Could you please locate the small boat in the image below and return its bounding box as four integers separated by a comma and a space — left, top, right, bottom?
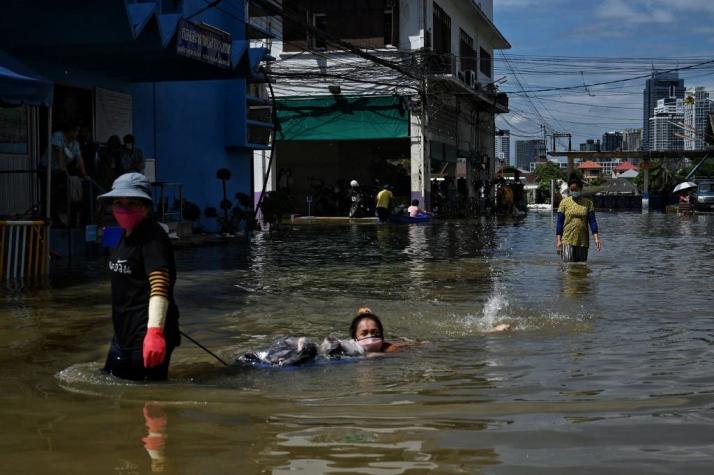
389, 213, 431, 224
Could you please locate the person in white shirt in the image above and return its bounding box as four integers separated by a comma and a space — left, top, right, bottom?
407, 199, 423, 218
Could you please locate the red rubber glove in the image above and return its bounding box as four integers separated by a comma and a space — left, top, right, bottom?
143, 328, 166, 368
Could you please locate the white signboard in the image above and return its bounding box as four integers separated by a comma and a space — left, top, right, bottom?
95, 88, 133, 143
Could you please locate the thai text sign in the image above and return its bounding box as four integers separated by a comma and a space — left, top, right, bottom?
176, 20, 231, 69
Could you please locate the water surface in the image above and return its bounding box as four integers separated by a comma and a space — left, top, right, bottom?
2, 212, 714, 474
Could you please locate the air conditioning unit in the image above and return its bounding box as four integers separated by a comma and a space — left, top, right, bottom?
464, 69, 476, 88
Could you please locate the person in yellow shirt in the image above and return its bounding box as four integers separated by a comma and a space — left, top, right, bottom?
556, 175, 602, 262
375, 184, 393, 222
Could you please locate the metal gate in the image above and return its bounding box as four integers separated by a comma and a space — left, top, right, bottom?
0, 221, 49, 280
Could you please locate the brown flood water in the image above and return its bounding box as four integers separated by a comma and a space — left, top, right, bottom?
1, 212, 714, 474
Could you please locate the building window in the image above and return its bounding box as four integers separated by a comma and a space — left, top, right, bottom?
479, 47, 491, 78
309, 13, 327, 49
459, 29, 475, 74
433, 3, 451, 54
0, 106, 29, 155
432, 2, 452, 74
384, 8, 395, 46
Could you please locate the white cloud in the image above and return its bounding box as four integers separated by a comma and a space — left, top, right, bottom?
597, 0, 674, 25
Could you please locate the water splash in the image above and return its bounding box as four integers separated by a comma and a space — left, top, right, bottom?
465, 291, 511, 333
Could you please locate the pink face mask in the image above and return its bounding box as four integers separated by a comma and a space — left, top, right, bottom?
113, 206, 146, 231
356, 336, 383, 352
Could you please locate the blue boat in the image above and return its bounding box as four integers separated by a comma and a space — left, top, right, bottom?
389, 213, 431, 224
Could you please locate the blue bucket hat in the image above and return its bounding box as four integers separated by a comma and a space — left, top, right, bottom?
97, 172, 153, 203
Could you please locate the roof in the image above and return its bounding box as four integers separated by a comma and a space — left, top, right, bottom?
577, 160, 602, 170
614, 161, 638, 172
617, 169, 639, 179
0, 50, 53, 106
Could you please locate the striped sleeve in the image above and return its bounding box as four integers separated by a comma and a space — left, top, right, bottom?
148, 268, 170, 299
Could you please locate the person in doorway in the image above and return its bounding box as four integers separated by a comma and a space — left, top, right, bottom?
98, 173, 180, 381
120, 134, 146, 174
556, 174, 602, 262
375, 184, 393, 222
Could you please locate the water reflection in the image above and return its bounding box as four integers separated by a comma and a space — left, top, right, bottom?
142, 402, 167, 472
560, 263, 592, 296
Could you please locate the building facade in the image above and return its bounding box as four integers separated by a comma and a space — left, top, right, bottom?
495, 129, 510, 167
683, 87, 711, 151
515, 139, 545, 170
601, 131, 622, 152
649, 98, 684, 152
1, 0, 273, 233
257, 0, 511, 214
622, 128, 643, 151
643, 72, 685, 151
579, 139, 600, 152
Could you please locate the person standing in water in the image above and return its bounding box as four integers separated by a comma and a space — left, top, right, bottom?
98, 173, 180, 380
556, 174, 602, 262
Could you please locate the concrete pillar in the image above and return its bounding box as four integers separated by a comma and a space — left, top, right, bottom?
410, 107, 430, 209
253, 148, 276, 220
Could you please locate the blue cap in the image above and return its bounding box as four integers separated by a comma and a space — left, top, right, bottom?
97, 173, 153, 202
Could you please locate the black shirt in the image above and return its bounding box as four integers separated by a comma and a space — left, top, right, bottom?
109, 219, 180, 351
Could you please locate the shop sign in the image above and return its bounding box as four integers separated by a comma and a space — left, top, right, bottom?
176, 19, 231, 69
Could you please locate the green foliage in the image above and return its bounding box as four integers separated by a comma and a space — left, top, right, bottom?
677, 159, 714, 181
636, 160, 678, 193
533, 162, 566, 191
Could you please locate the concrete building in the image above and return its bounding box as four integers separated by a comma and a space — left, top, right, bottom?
649, 98, 684, 152
515, 139, 545, 170
683, 87, 711, 151
622, 128, 643, 151
260, 0, 511, 214
579, 139, 600, 152
495, 129, 510, 167
643, 72, 685, 151
1, 0, 273, 233
601, 131, 622, 152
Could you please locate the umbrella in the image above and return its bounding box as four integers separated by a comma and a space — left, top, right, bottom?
673, 181, 698, 193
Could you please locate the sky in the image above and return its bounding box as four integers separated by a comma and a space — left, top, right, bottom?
493, 0, 714, 163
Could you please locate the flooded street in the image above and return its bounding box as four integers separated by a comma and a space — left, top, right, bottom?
2, 212, 714, 474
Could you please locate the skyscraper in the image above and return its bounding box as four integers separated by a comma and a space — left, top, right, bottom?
579, 139, 600, 152
622, 128, 643, 151
495, 129, 510, 166
649, 98, 684, 151
683, 87, 711, 151
643, 72, 685, 151
601, 131, 623, 152
515, 139, 545, 170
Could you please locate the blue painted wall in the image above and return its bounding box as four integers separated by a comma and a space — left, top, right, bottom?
132, 79, 252, 231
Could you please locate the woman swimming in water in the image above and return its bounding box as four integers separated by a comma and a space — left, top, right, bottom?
350, 307, 407, 354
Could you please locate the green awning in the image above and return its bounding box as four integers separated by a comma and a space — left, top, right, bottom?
276, 95, 409, 141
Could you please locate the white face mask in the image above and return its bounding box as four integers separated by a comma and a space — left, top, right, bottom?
571, 191, 582, 198
356, 336, 383, 352
125, 143, 134, 150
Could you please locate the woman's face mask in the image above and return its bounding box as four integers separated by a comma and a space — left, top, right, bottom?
112, 205, 146, 231
356, 336, 384, 352
571, 191, 582, 199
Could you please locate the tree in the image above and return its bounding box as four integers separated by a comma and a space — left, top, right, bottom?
533, 161, 566, 192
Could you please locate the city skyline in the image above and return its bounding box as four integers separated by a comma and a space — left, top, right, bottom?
494, 0, 714, 161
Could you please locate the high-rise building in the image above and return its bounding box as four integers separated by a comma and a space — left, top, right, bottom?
579, 139, 600, 152
601, 131, 623, 152
649, 98, 684, 151
515, 139, 545, 170
683, 87, 711, 151
622, 128, 643, 151
495, 129, 511, 166
643, 72, 685, 150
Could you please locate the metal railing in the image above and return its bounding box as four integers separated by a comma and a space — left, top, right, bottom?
0, 221, 49, 280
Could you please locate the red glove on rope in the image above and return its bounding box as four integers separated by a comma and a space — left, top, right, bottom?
143, 328, 166, 368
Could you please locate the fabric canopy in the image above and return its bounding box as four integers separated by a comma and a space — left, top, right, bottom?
276, 95, 409, 141
0, 50, 53, 107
